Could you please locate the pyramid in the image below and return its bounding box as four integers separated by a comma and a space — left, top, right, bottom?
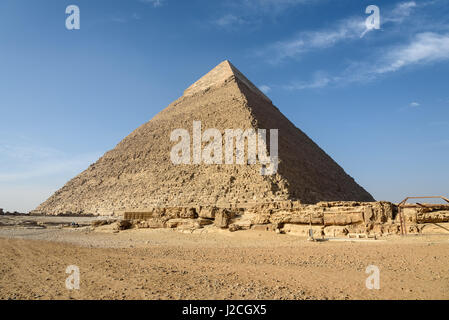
35, 60, 374, 215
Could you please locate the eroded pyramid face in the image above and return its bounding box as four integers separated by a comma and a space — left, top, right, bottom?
35, 60, 374, 215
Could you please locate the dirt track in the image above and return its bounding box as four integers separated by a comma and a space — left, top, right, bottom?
0, 224, 448, 300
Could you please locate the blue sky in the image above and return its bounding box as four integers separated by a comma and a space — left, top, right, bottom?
1, 0, 448, 212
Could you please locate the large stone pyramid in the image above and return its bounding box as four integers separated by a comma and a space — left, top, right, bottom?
35, 60, 374, 215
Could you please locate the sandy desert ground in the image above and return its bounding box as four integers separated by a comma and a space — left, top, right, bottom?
0, 215, 448, 300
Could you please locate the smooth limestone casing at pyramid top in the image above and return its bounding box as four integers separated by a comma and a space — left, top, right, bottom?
34, 60, 374, 215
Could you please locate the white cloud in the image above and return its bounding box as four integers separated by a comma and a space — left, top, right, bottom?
374, 32, 449, 74
410, 101, 420, 107
259, 85, 271, 93
260, 1, 420, 63
284, 32, 449, 90
215, 14, 248, 28
284, 72, 331, 90
385, 1, 417, 23
265, 18, 365, 63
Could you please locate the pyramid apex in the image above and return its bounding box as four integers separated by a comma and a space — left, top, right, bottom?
184, 60, 272, 103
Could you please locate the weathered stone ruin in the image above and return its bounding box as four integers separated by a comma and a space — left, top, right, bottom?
123, 200, 449, 236
31, 60, 449, 236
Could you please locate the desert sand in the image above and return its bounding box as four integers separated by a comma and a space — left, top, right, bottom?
0, 215, 448, 300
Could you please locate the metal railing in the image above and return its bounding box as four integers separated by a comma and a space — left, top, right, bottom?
397, 196, 449, 235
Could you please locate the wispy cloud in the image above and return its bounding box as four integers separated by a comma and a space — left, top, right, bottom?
214, 14, 248, 28
409, 101, 420, 107
259, 85, 271, 93
385, 1, 417, 24
265, 18, 365, 63
284, 71, 331, 90
371, 32, 449, 75
283, 32, 449, 90
259, 1, 419, 63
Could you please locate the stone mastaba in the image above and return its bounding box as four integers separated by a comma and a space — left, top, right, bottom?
35, 60, 374, 215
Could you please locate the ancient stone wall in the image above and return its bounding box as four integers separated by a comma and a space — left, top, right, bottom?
120, 201, 449, 236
